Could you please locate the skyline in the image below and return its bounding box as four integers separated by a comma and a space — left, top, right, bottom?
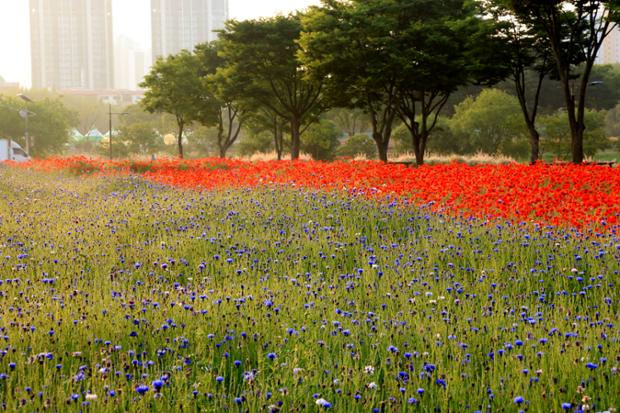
0, 0, 321, 88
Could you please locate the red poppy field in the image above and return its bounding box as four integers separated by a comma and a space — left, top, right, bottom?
15, 157, 620, 230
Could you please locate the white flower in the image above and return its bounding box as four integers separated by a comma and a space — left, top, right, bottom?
364, 365, 375, 374
367, 382, 378, 389
316, 398, 332, 407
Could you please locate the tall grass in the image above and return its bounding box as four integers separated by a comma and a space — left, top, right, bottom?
0, 168, 617, 412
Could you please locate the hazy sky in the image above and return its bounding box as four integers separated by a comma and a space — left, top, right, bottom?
0, 0, 321, 87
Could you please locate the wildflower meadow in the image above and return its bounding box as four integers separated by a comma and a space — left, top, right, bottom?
0, 159, 618, 412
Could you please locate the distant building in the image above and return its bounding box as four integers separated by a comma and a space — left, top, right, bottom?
151, 0, 229, 61
58, 88, 145, 106
29, 0, 114, 90
115, 35, 148, 91
597, 27, 620, 64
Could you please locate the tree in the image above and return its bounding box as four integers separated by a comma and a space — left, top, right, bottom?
243, 108, 289, 160
326, 108, 370, 137
586, 64, 620, 109
483, 0, 556, 163
218, 15, 325, 160
540, 109, 609, 159
301, 0, 400, 162
449, 89, 529, 158
0, 95, 76, 156
140, 50, 203, 158
117, 122, 164, 156
605, 101, 620, 136
0, 96, 23, 140
391, 0, 509, 165
193, 42, 244, 158
504, 0, 620, 163
301, 119, 340, 160
337, 134, 377, 159
301, 0, 507, 164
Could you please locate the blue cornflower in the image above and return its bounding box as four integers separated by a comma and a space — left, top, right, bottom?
585, 362, 598, 370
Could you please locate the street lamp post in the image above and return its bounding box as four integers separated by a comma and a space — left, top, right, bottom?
17, 94, 35, 155
108, 103, 128, 160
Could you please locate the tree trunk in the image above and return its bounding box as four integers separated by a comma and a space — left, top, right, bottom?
290, 116, 301, 160
571, 125, 585, 164
409, 122, 425, 166
412, 134, 425, 166
414, 143, 425, 166
177, 121, 184, 159
528, 126, 540, 164
375, 134, 389, 163
217, 111, 226, 158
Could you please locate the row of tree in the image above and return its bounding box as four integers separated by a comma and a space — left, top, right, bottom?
140, 0, 620, 164
0, 94, 76, 157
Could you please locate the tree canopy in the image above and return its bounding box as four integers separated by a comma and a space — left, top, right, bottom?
301, 0, 509, 164
140, 50, 203, 158
218, 15, 325, 160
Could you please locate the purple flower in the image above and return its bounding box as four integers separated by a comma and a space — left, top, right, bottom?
136, 385, 149, 395
514, 396, 524, 404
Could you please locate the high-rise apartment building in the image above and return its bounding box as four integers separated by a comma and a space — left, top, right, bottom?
115, 35, 148, 90
151, 0, 229, 60
30, 0, 114, 90
597, 27, 620, 65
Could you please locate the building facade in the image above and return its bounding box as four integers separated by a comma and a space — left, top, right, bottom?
151, 0, 228, 61
115, 35, 147, 90
30, 0, 114, 90
597, 27, 620, 65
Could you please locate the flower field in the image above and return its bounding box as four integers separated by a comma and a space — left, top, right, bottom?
0, 160, 618, 412
17, 157, 620, 230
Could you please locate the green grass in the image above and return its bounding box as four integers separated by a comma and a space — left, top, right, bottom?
0, 168, 617, 412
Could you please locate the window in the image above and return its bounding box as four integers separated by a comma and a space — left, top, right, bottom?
13, 148, 28, 157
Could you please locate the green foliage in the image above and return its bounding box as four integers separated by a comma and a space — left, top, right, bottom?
0, 95, 77, 156
300, 120, 340, 161
140, 50, 204, 158
0, 95, 23, 139
300, 0, 401, 161
326, 108, 370, 138
391, 118, 462, 156
586, 64, 620, 110
390, 124, 412, 156
218, 15, 324, 159
502, 0, 620, 163
117, 122, 164, 156
337, 134, 377, 159
540, 109, 609, 159
301, 0, 509, 164
605, 102, 620, 137
449, 89, 529, 158
237, 129, 280, 157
